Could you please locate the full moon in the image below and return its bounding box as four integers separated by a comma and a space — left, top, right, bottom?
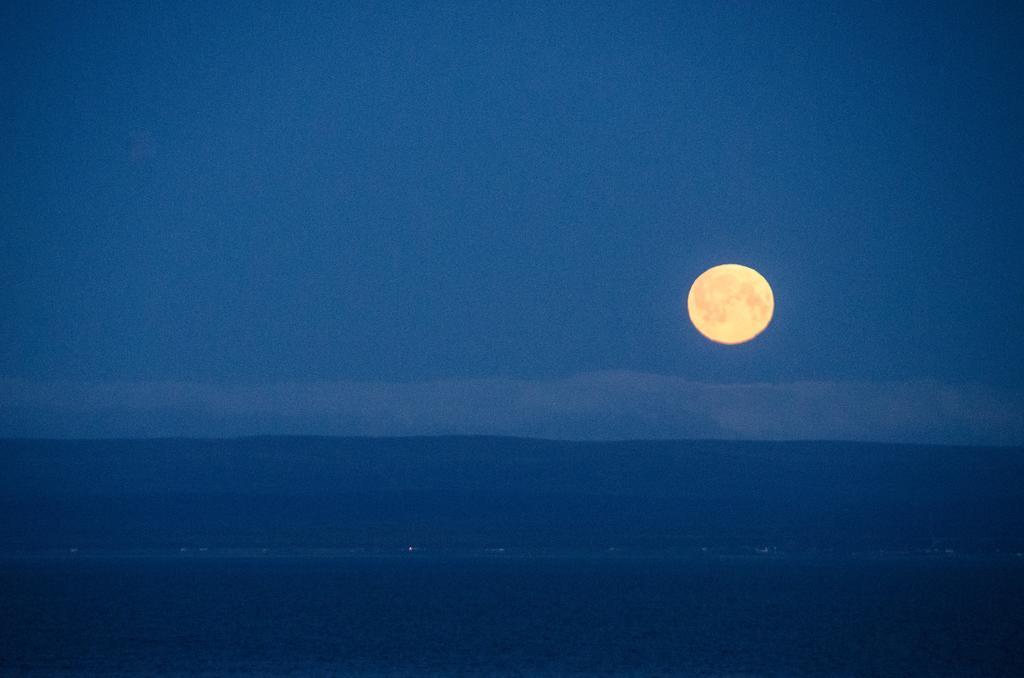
687, 264, 774, 345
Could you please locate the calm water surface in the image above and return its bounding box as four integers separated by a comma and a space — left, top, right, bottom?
1, 554, 1022, 676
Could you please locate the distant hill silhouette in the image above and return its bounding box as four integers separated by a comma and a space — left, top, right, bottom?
1, 436, 1022, 553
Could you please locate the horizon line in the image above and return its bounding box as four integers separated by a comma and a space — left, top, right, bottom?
2, 433, 1019, 450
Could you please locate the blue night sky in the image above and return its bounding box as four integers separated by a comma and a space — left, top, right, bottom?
2, 2, 1023, 443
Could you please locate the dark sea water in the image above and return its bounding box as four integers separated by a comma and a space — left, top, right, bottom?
2, 554, 1023, 676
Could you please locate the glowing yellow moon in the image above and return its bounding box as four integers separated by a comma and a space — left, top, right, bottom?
687, 264, 774, 344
